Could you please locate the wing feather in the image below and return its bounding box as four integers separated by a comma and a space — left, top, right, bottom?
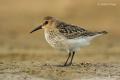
56, 22, 95, 39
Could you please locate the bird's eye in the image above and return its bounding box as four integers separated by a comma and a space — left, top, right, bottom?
45, 21, 48, 25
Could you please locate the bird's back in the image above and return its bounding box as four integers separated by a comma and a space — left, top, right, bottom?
56, 21, 107, 39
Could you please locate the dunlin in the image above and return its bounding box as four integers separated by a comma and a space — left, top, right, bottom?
30, 16, 107, 66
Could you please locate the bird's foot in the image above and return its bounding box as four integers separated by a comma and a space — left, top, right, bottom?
63, 63, 68, 66
68, 62, 73, 66
63, 62, 73, 66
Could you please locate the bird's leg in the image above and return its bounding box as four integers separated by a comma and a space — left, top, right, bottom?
64, 52, 71, 66
69, 51, 75, 65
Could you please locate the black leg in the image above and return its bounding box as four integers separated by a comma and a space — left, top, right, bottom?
69, 51, 75, 65
64, 52, 71, 66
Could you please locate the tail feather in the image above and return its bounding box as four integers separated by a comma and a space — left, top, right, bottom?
86, 31, 108, 41
97, 31, 108, 34
83, 31, 108, 37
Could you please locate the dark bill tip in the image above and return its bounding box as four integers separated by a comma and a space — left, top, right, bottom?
30, 25, 42, 33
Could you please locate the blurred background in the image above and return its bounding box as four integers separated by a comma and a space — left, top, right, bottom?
0, 0, 120, 62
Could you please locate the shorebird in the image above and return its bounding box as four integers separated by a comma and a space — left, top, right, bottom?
30, 16, 107, 66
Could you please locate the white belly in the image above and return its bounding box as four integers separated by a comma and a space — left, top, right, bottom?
66, 35, 100, 51
66, 38, 90, 49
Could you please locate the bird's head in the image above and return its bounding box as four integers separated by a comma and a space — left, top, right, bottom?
30, 16, 56, 33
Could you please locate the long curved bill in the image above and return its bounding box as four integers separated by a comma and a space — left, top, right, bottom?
30, 25, 42, 33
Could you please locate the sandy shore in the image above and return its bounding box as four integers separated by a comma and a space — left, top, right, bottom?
0, 60, 120, 80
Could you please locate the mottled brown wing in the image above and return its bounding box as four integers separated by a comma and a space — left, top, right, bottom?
56, 22, 95, 39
